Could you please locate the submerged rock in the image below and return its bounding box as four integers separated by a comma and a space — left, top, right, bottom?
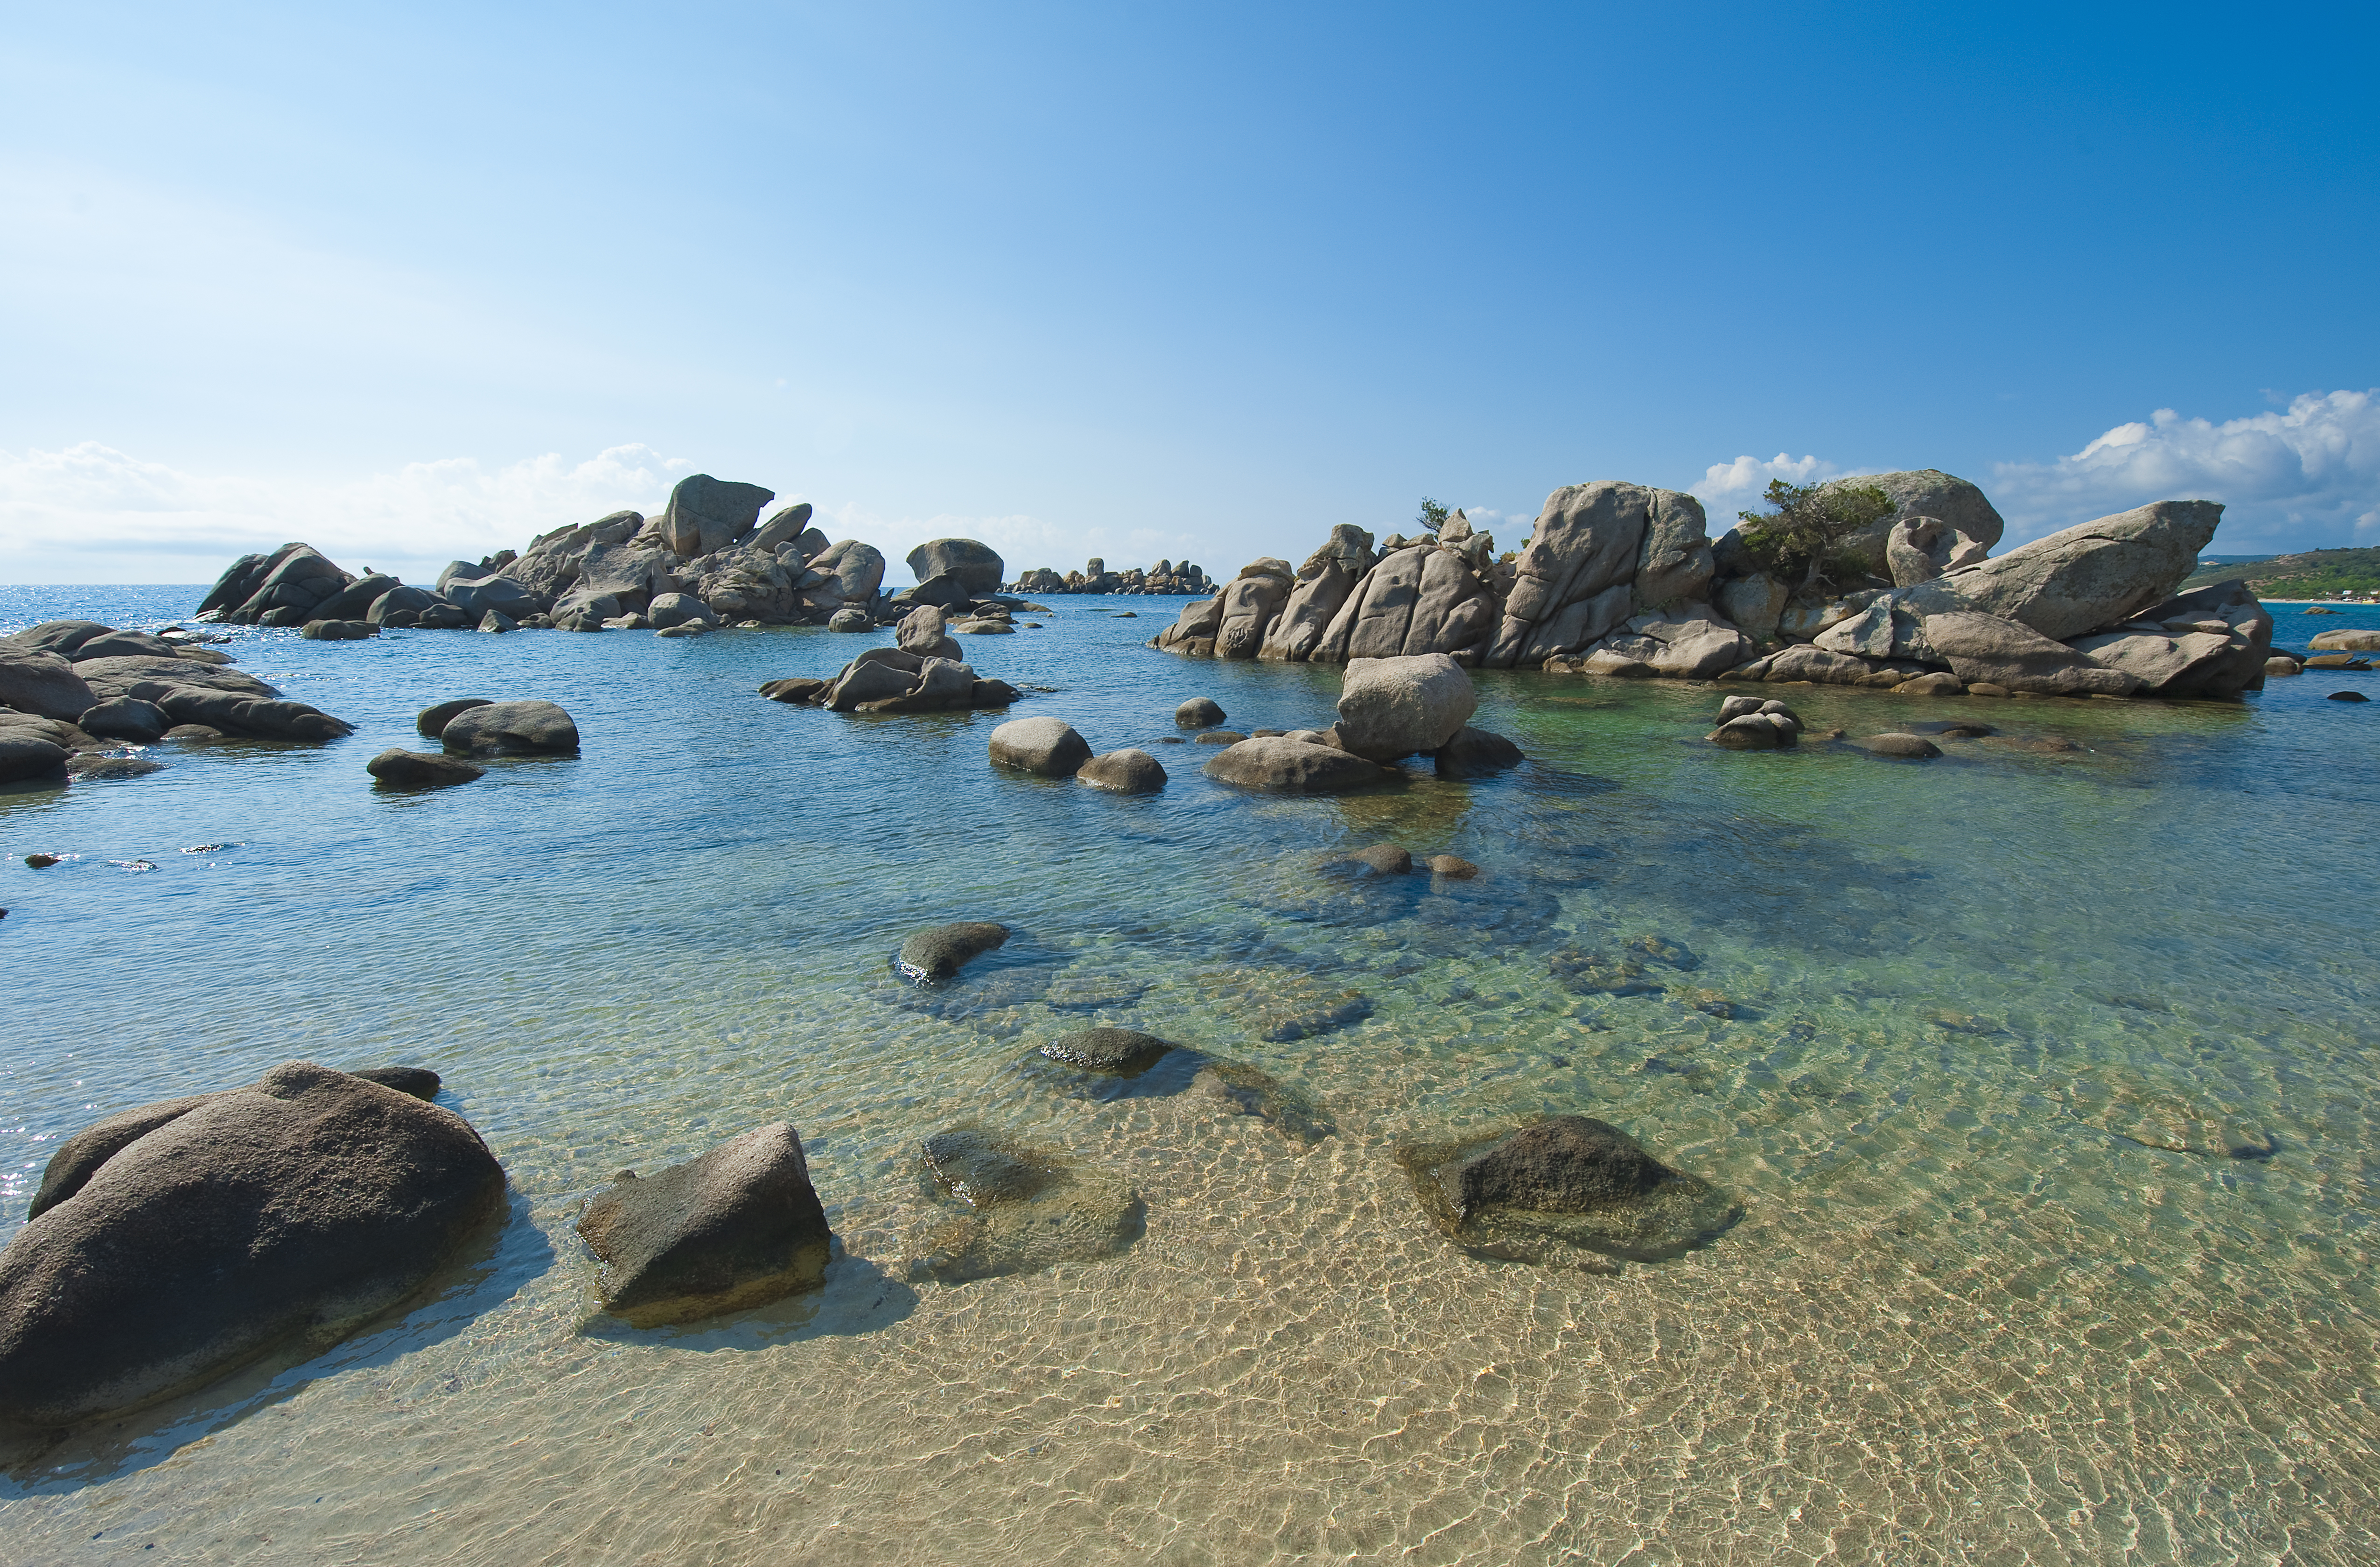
911, 1128, 1143, 1283
576, 1122, 833, 1327
1432, 724, 1523, 778
1398, 1115, 1740, 1266
0, 1063, 504, 1427
1859, 732, 1944, 759
1187, 1061, 1334, 1146
898, 921, 1010, 983
1078, 748, 1167, 793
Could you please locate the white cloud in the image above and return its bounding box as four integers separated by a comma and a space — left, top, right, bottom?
1689, 453, 1853, 515
0, 442, 686, 583
1991, 391, 2380, 549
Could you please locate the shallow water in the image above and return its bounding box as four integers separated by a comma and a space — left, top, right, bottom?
3, 588, 2377, 1565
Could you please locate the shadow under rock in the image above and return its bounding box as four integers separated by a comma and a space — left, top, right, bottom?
0, 1186, 551, 1493
575, 1245, 918, 1350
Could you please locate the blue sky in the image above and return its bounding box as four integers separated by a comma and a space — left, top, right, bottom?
2, 1, 2374, 584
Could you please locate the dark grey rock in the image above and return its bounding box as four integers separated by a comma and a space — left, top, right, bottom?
575, 1122, 832, 1327
1433, 725, 1523, 778
76, 697, 169, 743
1345, 843, 1412, 875
3, 620, 115, 657
898, 922, 1011, 983
439, 700, 579, 756
0, 1062, 504, 1426
367, 749, 486, 789
1175, 697, 1225, 727
1187, 1062, 1334, 1145
1039, 1028, 1173, 1076
1860, 732, 1944, 759
1204, 736, 1386, 794
0, 648, 99, 721
416, 699, 493, 740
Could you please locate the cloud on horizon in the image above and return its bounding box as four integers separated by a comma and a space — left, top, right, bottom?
0, 442, 691, 583
1990, 391, 2380, 549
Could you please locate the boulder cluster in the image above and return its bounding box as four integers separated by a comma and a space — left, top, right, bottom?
194, 474, 899, 635
1154, 475, 2275, 700
0, 620, 353, 784
1008, 557, 1214, 596
761, 607, 1024, 713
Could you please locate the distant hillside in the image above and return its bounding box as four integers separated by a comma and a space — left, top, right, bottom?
2178, 546, 2380, 599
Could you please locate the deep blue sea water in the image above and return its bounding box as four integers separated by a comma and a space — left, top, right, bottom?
3, 586, 2377, 1564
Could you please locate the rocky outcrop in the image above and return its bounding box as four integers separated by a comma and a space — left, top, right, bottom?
0, 733, 70, 784
1812, 469, 2006, 581
1215, 558, 1297, 658
1884, 516, 1991, 587
2310, 628, 2380, 653
0, 648, 98, 721
906, 539, 1006, 599
1487, 483, 1702, 667
1900, 500, 2221, 641
439, 700, 580, 755
1923, 613, 2139, 696
896, 605, 963, 660
1334, 654, 1477, 761
2066, 580, 2274, 698
1260, 526, 1377, 661
0, 1062, 504, 1427
1397, 1114, 1738, 1266
575, 1122, 833, 1327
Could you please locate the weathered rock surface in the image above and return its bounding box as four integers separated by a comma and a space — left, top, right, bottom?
1175, 697, 1225, 728
1203, 737, 1385, 794
1260, 526, 1377, 661
896, 604, 963, 660
6, 620, 116, 657
905, 539, 1006, 597
898, 922, 1010, 983
911, 1128, 1143, 1283
988, 716, 1092, 777
0, 1062, 504, 1426
1433, 725, 1523, 778
439, 700, 581, 755
0, 648, 99, 721
1903, 500, 2222, 640
1815, 470, 2006, 581
1187, 1062, 1334, 1144
655, 474, 776, 558
1335, 654, 1477, 761
575, 1123, 832, 1327
0, 734, 70, 784
1078, 748, 1167, 793
2310, 629, 2380, 652
367, 749, 487, 789
1398, 1114, 1738, 1266
75, 697, 169, 743
1213, 558, 1297, 659
1923, 612, 2139, 696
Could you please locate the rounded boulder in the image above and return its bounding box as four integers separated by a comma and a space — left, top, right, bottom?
439, 700, 580, 756
1078, 748, 1167, 793
988, 716, 1092, 777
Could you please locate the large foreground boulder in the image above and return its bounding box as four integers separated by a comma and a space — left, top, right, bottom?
1203, 736, 1386, 793
439, 700, 580, 755
1398, 1114, 1739, 1266
0, 1062, 504, 1427
575, 1123, 833, 1327
1334, 654, 1478, 761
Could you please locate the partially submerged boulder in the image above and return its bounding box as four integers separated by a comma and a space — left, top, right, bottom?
1078, 748, 1167, 793
988, 716, 1092, 777
1433, 725, 1523, 778
1334, 653, 1478, 761
1203, 736, 1386, 793
0, 1062, 504, 1427
898, 921, 1010, 983
1038, 1028, 1174, 1076
416, 697, 493, 739
1398, 1114, 1738, 1266
439, 700, 580, 756
368, 749, 487, 789
1923, 612, 2138, 696
575, 1123, 833, 1327
0, 734, 70, 784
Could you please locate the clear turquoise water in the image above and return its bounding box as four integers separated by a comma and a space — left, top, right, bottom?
2, 587, 2377, 1564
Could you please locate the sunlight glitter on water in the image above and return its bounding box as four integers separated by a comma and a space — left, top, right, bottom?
2, 589, 2376, 1563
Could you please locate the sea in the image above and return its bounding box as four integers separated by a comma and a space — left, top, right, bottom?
3, 584, 2378, 1565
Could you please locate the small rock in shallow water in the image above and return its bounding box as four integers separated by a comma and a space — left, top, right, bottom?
1175, 698, 1225, 728
1038, 1028, 1173, 1076
1426, 854, 1479, 879
898, 921, 1010, 983
1398, 1115, 1740, 1266
441, 700, 578, 755
25, 853, 59, 868
1860, 732, 1943, 758
576, 1122, 833, 1327
987, 716, 1092, 777
1547, 949, 1661, 995
1188, 1061, 1333, 1145
66, 754, 164, 781
1194, 730, 1246, 745
1625, 934, 1699, 969
2330, 690, 2369, 702
1077, 748, 1166, 793
1345, 842, 1412, 875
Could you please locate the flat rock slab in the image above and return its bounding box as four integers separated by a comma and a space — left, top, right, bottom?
576, 1122, 833, 1327
441, 700, 579, 755
1203, 736, 1387, 794
898, 921, 1010, 983
911, 1128, 1143, 1284
0, 1062, 504, 1427
1399, 1115, 1740, 1266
